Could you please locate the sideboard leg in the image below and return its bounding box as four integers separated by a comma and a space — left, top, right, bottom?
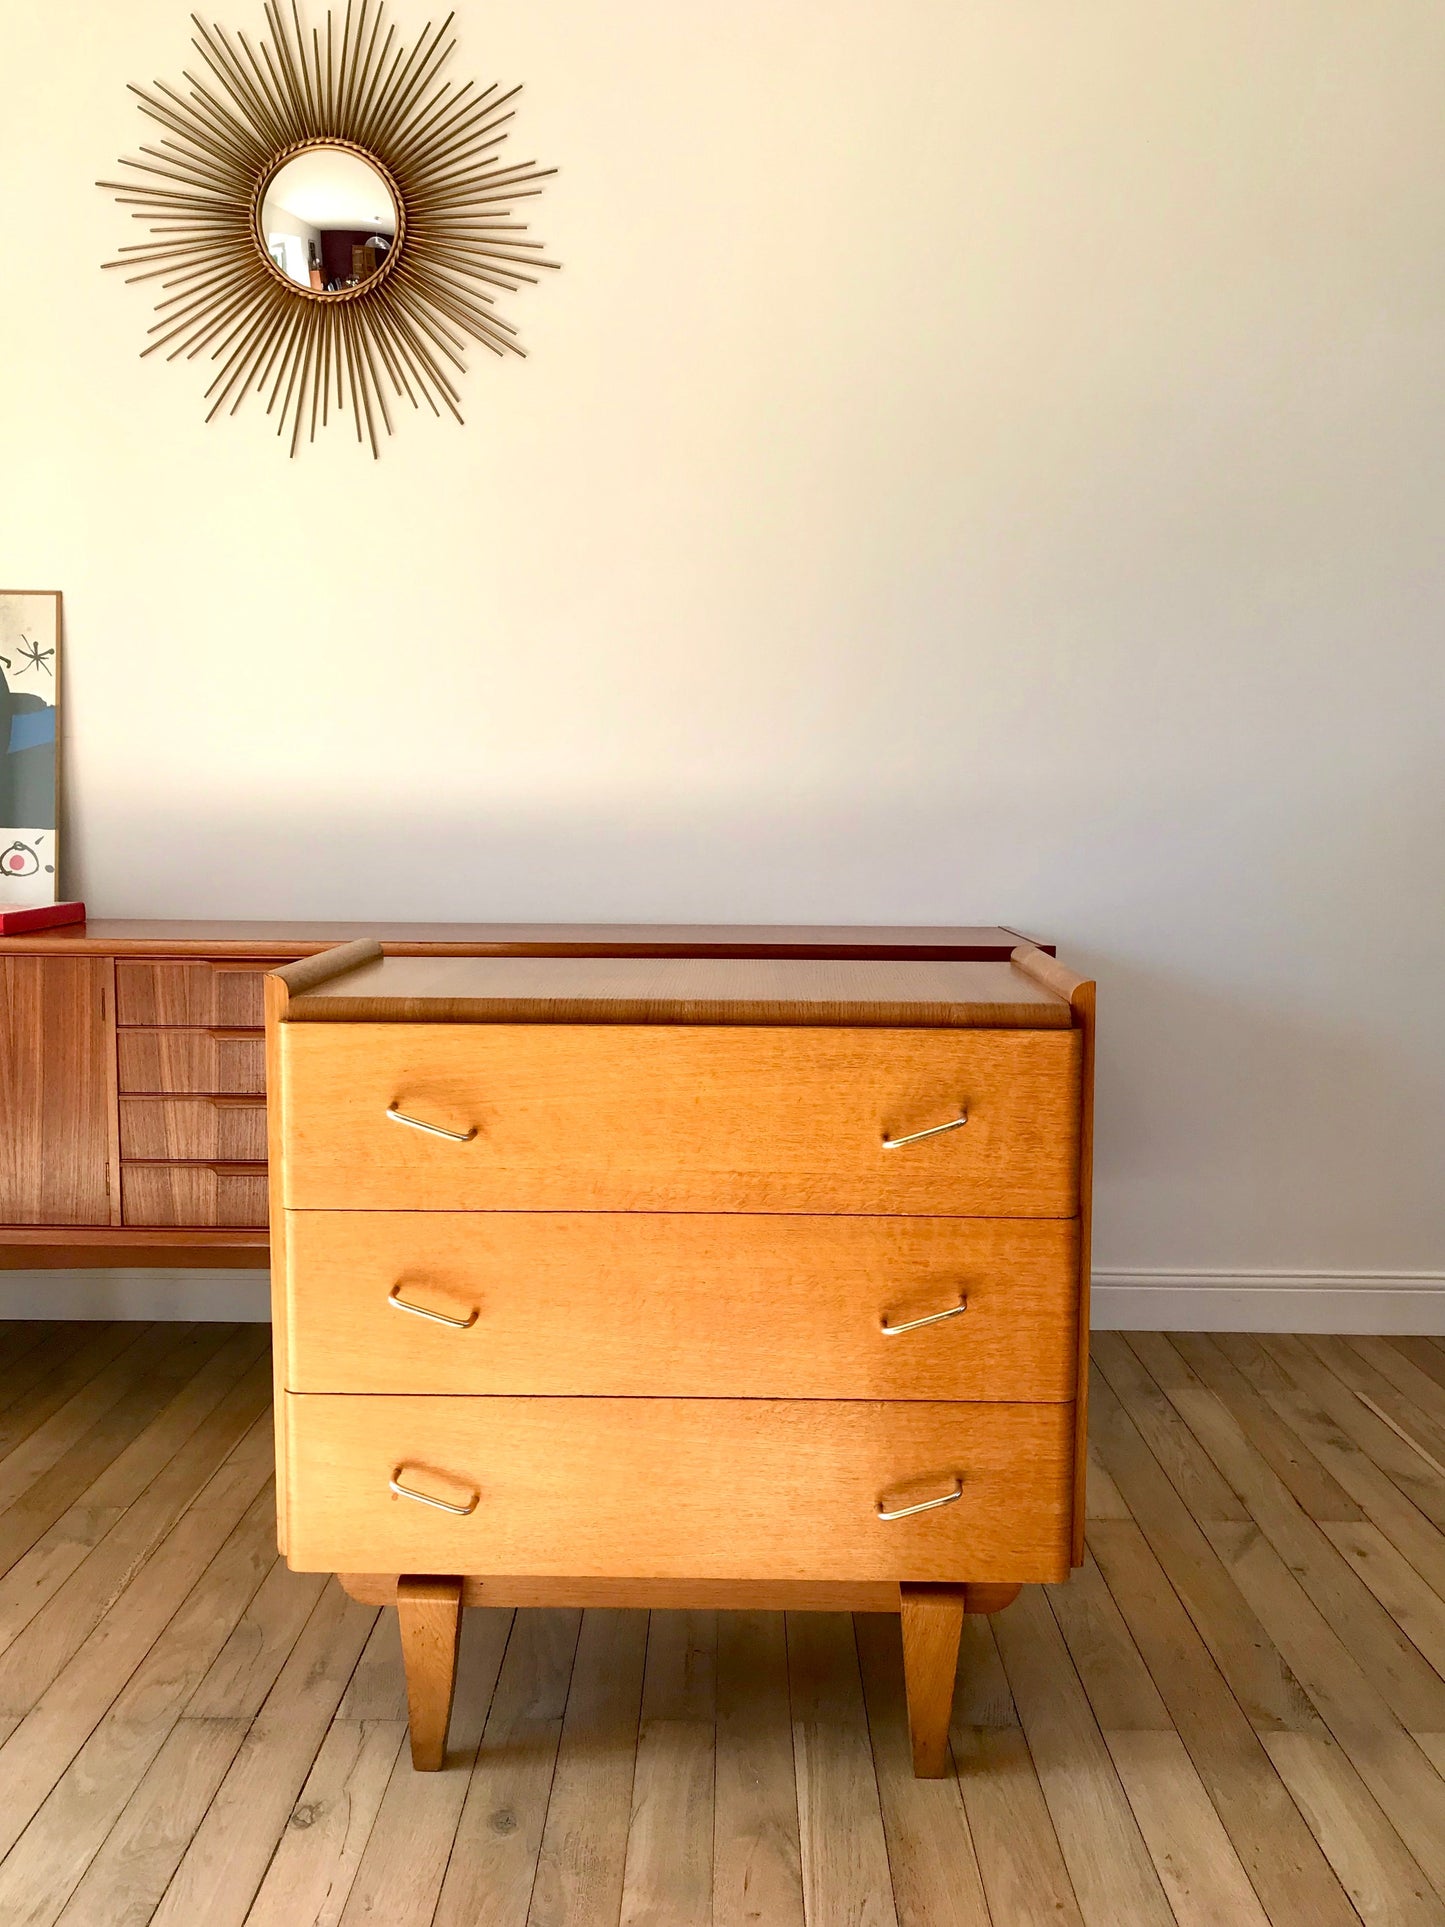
899, 1583, 968, 1778
397, 1575, 463, 1770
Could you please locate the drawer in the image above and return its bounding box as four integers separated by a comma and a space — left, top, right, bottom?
118, 1028, 266, 1096
283, 1394, 1074, 1582
119, 1095, 268, 1162
277, 1024, 1081, 1215
283, 1212, 1079, 1400
121, 1161, 269, 1227
115, 961, 272, 1027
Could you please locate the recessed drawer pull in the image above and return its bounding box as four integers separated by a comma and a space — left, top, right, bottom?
387, 1284, 479, 1330
876, 1478, 964, 1522
386, 1105, 478, 1143
880, 1295, 968, 1337
389, 1469, 480, 1516
881, 1110, 968, 1151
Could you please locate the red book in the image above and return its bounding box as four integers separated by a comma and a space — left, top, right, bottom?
0, 900, 86, 934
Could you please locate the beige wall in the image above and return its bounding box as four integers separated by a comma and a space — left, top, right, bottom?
3, 2, 1443, 1316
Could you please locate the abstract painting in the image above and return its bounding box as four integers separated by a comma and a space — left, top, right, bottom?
0, 591, 61, 910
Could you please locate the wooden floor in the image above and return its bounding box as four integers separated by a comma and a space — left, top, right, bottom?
0, 1326, 1441, 1924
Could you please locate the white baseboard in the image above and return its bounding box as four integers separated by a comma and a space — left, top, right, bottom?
1093, 1270, 1445, 1334
1, 1266, 1442, 1334
0, 1269, 271, 1322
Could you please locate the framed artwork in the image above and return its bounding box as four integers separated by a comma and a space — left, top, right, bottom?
0, 591, 61, 910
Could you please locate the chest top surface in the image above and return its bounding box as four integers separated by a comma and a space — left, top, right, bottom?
274, 950, 1073, 1029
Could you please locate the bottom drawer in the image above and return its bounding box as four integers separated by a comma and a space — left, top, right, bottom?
121, 1162, 269, 1227
283, 1395, 1073, 1583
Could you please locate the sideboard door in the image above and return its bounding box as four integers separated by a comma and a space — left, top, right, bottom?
0, 957, 114, 1225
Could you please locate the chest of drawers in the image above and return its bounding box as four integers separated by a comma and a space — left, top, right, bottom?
267, 939, 1095, 1777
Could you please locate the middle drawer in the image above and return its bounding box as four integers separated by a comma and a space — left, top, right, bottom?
120, 1095, 268, 1161
118, 1028, 266, 1095
283, 1211, 1079, 1399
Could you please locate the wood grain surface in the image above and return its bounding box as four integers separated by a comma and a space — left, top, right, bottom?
277, 1023, 1081, 1216
337, 1575, 904, 1611
1015, 944, 1097, 1566
282, 1395, 1075, 1583
396, 1576, 464, 1771
279, 955, 1072, 1029
0, 957, 114, 1228
117, 1029, 266, 1097
115, 962, 271, 1028
0, 1227, 269, 1268
283, 1210, 1079, 1400
119, 1096, 269, 1163
121, 1163, 269, 1230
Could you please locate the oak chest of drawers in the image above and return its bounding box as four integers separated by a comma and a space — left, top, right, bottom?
267, 939, 1095, 1776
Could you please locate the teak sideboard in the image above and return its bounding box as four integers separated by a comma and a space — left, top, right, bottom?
267, 936, 1093, 1779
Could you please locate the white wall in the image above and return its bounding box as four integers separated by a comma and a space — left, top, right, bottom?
259, 205, 322, 259
3, 1, 1443, 1324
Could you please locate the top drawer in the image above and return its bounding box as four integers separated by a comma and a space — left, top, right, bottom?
277, 1023, 1081, 1215
115, 961, 272, 1028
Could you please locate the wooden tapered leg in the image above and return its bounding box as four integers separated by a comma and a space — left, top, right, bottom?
899, 1583, 967, 1777
899, 1582, 1022, 1777
397, 1575, 463, 1770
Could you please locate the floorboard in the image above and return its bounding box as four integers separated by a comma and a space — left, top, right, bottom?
0, 1323, 1435, 1925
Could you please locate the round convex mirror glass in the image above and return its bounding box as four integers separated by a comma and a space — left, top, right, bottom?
259, 146, 398, 294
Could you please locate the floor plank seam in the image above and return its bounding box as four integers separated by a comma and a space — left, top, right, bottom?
3, 1329, 1445, 1926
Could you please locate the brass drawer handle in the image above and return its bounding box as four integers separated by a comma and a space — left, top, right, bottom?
880, 1295, 968, 1337
386, 1105, 477, 1143
881, 1110, 968, 1151
389, 1469, 479, 1516
387, 1285, 479, 1330
877, 1478, 963, 1522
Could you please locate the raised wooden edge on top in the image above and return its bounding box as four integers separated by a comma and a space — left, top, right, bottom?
1010, 943, 1088, 1003
270, 939, 382, 1008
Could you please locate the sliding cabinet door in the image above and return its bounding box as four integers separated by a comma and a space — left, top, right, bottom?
0, 956, 114, 1224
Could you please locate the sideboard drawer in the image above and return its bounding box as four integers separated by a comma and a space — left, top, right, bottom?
122, 1160, 269, 1227
278, 1024, 1081, 1215
283, 1394, 1074, 1582
283, 1211, 1079, 1400
117, 1028, 266, 1096
119, 1094, 268, 1162
115, 961, 271, 1027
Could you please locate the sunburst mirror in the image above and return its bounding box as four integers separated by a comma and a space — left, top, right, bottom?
100, 2, 559, 456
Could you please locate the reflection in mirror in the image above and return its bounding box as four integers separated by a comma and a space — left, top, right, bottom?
260, 146, 398, 294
